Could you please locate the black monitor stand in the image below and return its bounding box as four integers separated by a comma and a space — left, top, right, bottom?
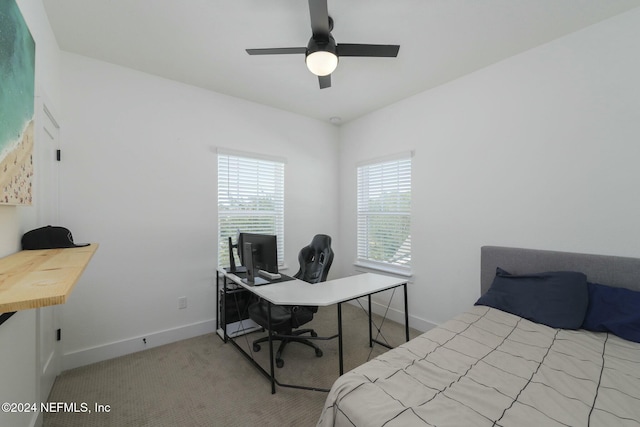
242, 242, 269, 286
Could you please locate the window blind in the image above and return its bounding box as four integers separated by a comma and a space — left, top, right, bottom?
218, 153, 285, 268
357, 155, 411, 273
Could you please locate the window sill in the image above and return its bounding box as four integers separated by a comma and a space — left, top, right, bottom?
353, 261, 413, 278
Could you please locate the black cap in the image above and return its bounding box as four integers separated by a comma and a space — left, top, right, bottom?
21, 226, 90, 250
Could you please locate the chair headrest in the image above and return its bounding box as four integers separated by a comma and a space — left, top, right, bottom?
309, 234, 332, 251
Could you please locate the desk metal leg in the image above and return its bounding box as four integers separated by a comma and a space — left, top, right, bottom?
404, 282, 410, 342
267, 302, 276, 394
368, 282, 410, 349
215, 272, 220, 332
368, 295, 373, 348
217, 271, 229, 343
223, 274, 229, 343
338, 303, 344, 375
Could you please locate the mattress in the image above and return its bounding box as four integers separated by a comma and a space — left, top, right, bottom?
317, 306, 640, 426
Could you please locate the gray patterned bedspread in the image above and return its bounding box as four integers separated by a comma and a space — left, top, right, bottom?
317, 306, 640, 426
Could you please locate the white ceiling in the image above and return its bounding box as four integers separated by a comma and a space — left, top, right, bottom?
43, 0, 640, 124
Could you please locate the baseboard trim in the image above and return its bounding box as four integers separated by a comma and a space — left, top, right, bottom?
62, 319, 216, 371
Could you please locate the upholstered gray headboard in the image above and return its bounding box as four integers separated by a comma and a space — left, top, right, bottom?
481, 246, 640, 295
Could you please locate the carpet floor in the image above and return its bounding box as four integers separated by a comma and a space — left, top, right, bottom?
44, 302, 420, 427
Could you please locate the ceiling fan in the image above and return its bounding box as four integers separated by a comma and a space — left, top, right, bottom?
246, 0, 400, 89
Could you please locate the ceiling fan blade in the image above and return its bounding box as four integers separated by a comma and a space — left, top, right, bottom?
319, 74, 331, 89
337, 44, 400, 57
308, 0, 330, 37
246, 47, 306, 55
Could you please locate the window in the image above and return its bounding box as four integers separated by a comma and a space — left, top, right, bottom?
217, 151, 285, 268
356, 153, 412, 275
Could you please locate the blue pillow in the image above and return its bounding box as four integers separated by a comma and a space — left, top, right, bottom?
476, 268, 588, 329
582, 282, 640, 343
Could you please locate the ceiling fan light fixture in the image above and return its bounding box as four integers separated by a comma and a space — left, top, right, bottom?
245, 4, 400, 89
306, 36, 338, 76
306, 50, 338, 76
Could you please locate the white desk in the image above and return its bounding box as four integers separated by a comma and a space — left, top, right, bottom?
216, 269, 410, 393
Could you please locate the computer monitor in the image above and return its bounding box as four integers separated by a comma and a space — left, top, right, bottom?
237, 233, 279, 274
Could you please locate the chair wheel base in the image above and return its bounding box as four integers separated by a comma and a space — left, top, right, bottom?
315, 348, 323, 357
276, 358, 284, 368
253, 343, 261, 352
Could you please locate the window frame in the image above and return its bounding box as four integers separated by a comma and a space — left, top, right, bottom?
217, 149, 285, 269
355, 152, 413, 277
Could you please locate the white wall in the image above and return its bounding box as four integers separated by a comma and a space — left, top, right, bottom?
0, 1, 62, 426
58, 53, 339, 368
338, 8, 640, 328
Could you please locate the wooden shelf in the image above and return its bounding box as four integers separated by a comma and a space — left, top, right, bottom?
0, 244, 98, 313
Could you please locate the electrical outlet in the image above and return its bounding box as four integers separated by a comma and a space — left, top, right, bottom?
178, 296, 187, 309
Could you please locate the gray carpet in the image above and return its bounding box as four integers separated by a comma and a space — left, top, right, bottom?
45, 302, 420, 427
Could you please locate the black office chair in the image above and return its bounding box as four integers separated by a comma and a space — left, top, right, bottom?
248, 234, 334, 368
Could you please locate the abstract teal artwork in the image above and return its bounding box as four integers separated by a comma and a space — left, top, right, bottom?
0, 0, 35, 205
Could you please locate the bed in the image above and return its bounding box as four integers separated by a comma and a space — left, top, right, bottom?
317, 246, 640, 426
